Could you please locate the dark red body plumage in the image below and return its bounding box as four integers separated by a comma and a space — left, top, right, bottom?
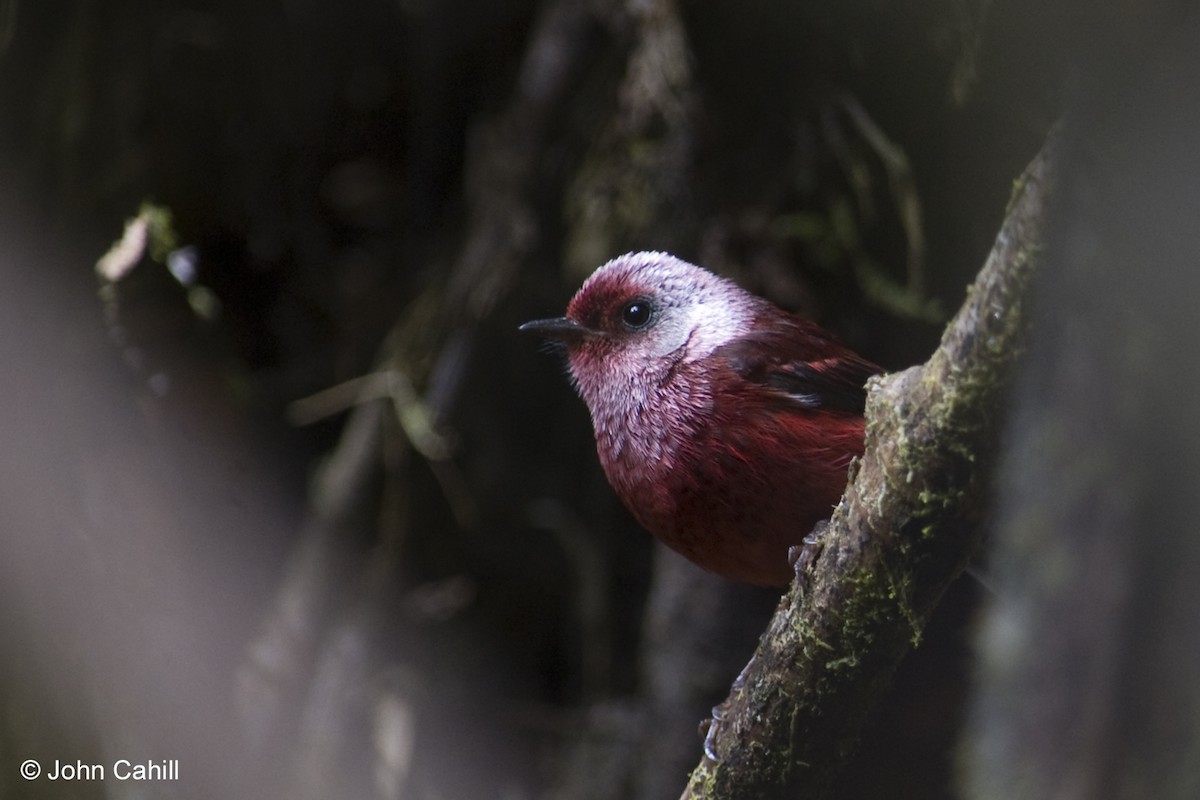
522, 252, 880, 586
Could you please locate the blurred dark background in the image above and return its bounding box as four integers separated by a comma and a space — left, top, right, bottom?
1, 1, 1182, 798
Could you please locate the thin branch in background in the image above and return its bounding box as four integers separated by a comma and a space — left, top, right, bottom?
839, 93, 927, 296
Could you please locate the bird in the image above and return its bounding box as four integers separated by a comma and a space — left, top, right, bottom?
521, 251, 881, 586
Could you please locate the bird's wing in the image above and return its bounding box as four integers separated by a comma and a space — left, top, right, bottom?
715, 320, 881, 415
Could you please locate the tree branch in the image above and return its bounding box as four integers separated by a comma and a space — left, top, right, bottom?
680, 128, 1059, 799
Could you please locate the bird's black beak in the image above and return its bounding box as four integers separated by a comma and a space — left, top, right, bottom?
518, 316, 595, 341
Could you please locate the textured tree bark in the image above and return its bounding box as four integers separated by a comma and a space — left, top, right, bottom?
679, 129, 1058, 799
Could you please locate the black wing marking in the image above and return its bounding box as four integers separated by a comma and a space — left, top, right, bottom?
717, 321, 881, 415
760, 355, 878, 413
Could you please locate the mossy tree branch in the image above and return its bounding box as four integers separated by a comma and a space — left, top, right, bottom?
680, 129, 1059, 800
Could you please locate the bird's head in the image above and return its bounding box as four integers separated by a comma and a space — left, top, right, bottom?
520, 252, 760, 403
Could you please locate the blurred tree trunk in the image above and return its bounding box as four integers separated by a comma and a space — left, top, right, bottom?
962, 9, 1200, 799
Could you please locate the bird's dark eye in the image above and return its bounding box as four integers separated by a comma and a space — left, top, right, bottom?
621, 299, 653, 329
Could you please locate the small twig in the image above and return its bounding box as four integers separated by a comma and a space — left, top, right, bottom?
286, 373, 392, 426
839, 94, 927, 295
286, 369, 454, 464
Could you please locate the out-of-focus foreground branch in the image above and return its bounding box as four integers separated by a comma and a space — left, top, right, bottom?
681, 130, 1058, 799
